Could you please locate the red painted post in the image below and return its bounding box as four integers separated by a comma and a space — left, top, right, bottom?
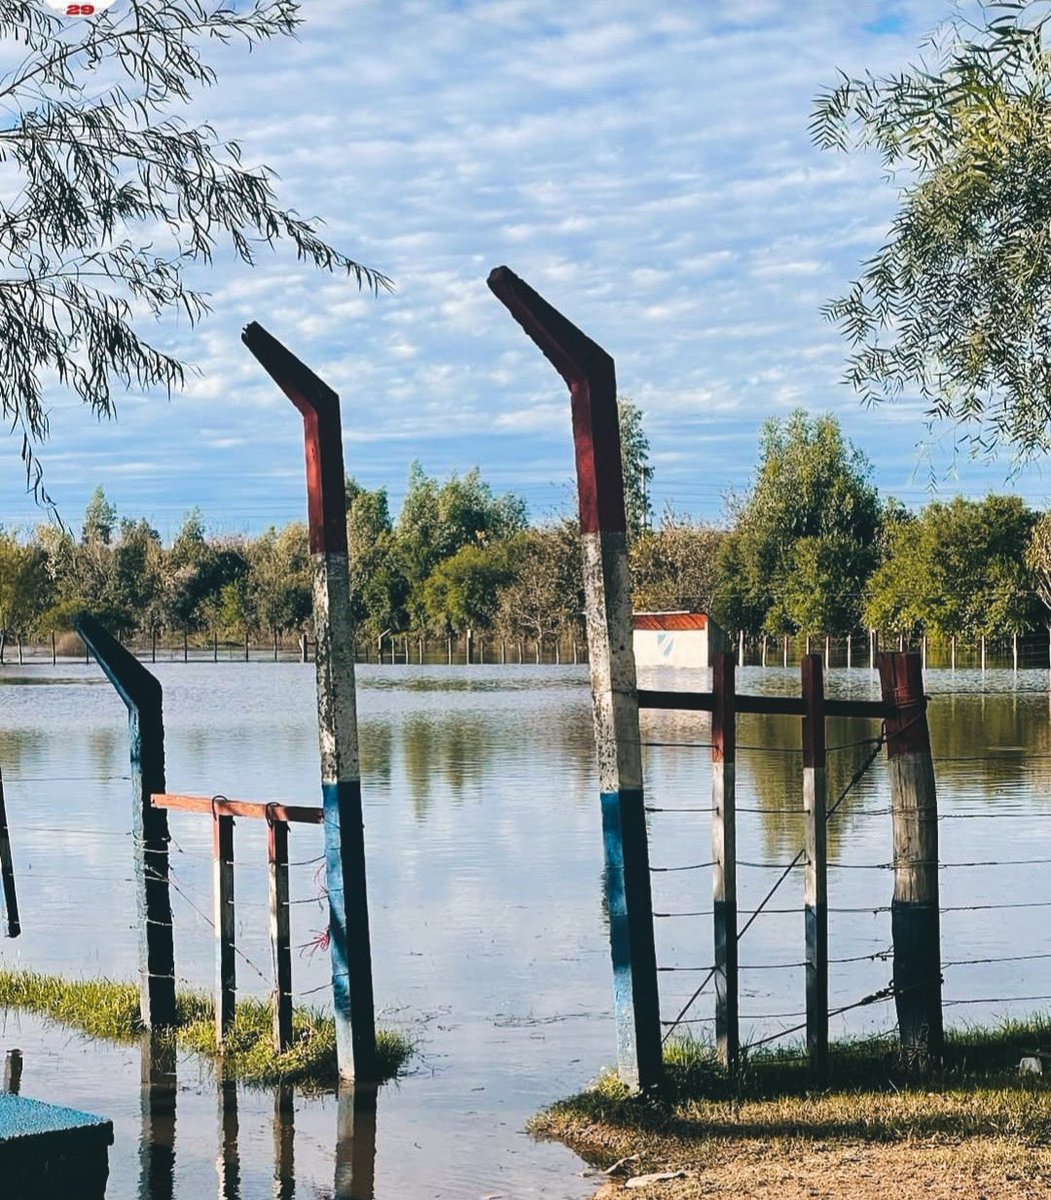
243, 323, 378, 1083
711, 652, 738, 1073
488, 265, 662, 1090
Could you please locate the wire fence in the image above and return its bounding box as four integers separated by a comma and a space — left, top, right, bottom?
643, 707, 1051, 1060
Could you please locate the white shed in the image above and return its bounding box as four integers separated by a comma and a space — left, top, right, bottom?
632, 611, 725, 669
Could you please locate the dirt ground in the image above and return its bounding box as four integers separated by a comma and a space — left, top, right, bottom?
594, 1140, 1051, 1199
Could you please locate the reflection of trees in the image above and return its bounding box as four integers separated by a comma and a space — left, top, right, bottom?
738, 711, 884, 863
359, 721, 392, 790
398, 695, 594, 820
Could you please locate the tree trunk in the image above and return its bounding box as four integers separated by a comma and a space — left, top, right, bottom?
183, 631, 188, 663
273, 628, 278, 662
244, 629, 250, 662
16, 633, 22, 666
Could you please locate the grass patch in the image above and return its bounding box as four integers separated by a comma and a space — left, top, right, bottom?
0, 968, 413, 1088
531, 1025, 1051, 1196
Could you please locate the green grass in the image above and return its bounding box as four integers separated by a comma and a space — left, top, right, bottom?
530, 1023, 1051, 1170
0, 968, 414, 1088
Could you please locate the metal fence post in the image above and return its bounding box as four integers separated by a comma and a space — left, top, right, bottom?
488, 265, 662, 1090
801, 653, 828, 1079
711, 652, 738, 1074
242, 323, 378, 1082
74, 613, 176, 1027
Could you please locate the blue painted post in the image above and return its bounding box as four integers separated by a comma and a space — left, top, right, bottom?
74, 613, 176, 1028
242, 323, 378, 1082
334, 1086, 377, 1200
487, 266, 663, 1090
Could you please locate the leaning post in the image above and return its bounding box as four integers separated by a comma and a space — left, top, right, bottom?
487, 265, 662, 1090
877, 652, 943, 1068
74, 613, 176, 1027
801, 654, 828, 1079
242, 323, 378, 1082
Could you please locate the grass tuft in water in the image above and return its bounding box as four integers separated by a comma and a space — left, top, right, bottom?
0, 968, 413, 1088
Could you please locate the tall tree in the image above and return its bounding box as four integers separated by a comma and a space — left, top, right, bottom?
865, 495, 1040, 641
713, 410, 881, 635
396, 463, 526, 625
1, 2, 387, 503
630, 514, 724, 614
618, 398, 653, 540
812, 4, 1051, 458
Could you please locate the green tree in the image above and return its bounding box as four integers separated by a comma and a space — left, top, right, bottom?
2, 2, 387, 503
395, 463, 526, 622
81, 486, 117, 546
111, 517, 164, 638
712, 411, 881, 635
812, 4, 1051, 458
630, 514, 724, 614
495, 522, 583, 655
248, 524, 311, 645
346, 478, 409, 639
618, 398, 653, 540
421, 543, 515, 636
1026, 511, 1051, 624
0, 534, 50, 662
864, 495, 1040, 640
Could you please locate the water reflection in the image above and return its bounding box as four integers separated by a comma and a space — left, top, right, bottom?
3, 1046, 21, 1093
139, 1034, 176, 1200
273, 1085, 294, 1200
333, 1086, 377, 1200
217, 1075, 239, 1200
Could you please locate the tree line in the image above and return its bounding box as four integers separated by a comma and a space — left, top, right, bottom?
4, 407, 1051, 661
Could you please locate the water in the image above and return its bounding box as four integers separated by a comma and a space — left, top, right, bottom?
1, 661, 1051, 1198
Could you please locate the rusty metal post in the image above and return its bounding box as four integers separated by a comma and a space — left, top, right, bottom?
488, 266, 662, 1090
74, 613, 176, 1027
242, 323, 378, 1082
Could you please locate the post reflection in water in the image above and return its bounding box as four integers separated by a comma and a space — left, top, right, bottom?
274, 1084, 295, 1200
139, 1033, 176, 1200
334, 1084, 377, 1200
218, 1073, 240, 1200
3, 1047, 22, 1094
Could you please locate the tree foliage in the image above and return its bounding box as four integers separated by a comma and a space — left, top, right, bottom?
618, 398, 653, 540
865, 494, 1039, 638
1, 1, 387, 503
713, 411, 881, 635
812, 3, 1051, 458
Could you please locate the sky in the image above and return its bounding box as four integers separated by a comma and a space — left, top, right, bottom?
4, 0, 1051, 540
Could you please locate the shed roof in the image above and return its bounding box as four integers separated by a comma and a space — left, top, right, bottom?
633, 612, 709, 631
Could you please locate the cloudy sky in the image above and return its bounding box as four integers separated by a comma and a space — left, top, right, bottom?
4, 0, 1050, 539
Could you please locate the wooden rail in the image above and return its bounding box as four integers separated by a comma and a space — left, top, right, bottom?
151, 791, 321, 1052
151, 794, 322, 824
639, 690, 894, 721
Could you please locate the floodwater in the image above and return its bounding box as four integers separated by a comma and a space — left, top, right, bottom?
1, 660, 1050, 1198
